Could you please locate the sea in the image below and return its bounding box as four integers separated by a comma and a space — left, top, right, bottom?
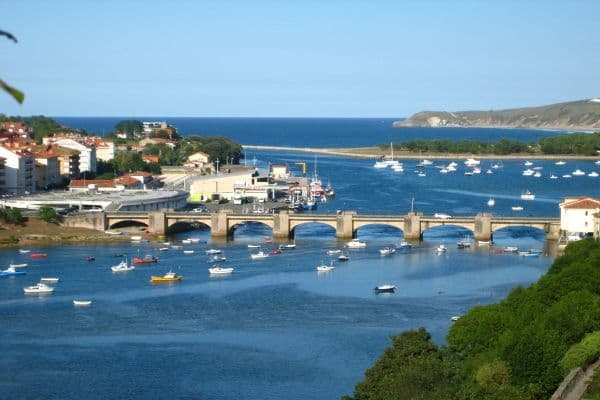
1, 118, 599, 399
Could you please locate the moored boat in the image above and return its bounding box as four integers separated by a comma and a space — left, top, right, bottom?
337, 254, 349, 262
316, 262, 335, 272
150, 271, 182, 283
30, 253, 48, 259
132, 255, 158, 264
503, 246, 519, 253
269, 249, 282, 255
398, 240, 412, 250
346, 238, 366, 248
23, 282, 54, 294
379, 246, 396, 256
73, 300, 92, 307
374, 284, 396, 294
9, 263, 28, 268
85, 256, 95, 262
0, 266, 26, 276
18, 249, 31, 254
183, 250, 194, 254
520, 190, 535, 200
511, 206, 524, 211
487, 198, 495, 207
111, 259, 135, 272
205, 249, 222, 255
436, 244, 447, 254
208, 265, 234, 275
40, 277, 59, 283
250, 251, 269, 260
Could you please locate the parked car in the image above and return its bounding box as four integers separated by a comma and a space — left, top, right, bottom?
434, 213, 452, 219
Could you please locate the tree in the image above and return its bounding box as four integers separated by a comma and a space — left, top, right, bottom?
4, 208, 24, 225
37, 207, 58, 223
115, 120, 143, 135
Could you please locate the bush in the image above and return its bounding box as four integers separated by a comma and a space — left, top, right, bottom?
37, 207, 58, 223
560, 331, 600, 374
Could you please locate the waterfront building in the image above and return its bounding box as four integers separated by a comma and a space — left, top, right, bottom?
271, 164, 290, 180
559, 196, 600, 237
187, 168, 275, 202
142, 121, 176, 138
0, 145, 35, 194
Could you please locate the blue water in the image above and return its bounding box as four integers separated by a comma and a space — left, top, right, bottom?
54, 117, 563, 147
3, 120, 600, 399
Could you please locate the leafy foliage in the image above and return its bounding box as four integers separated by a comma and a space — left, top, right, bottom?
560, 331, 600, 374
115, 120, 143, 135
0, 208, 24, 225
37, 207, 58, 223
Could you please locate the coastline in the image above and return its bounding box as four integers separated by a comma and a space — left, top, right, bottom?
242, 145, 600, 160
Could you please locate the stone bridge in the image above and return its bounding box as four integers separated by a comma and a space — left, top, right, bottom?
62, 210, 561, 241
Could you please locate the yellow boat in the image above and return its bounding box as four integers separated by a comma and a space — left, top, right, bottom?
150, 271, 182, 283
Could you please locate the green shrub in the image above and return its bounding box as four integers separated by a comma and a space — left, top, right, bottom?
560, 331, 600, 374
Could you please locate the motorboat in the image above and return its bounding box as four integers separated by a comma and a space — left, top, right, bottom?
596, 160, 600, 165
472, 167, 482, 174
316, 263, 335, 272
208, 265, 234, 275
269, 249, 282, 255
181, 239, 192, 244
111, 259, 135, 273
555, 161, 566, 165
183, 250, 195, 254
133, 255, 158, 264
572, 169, 586, 176
519, 251, 540, 257
486, 169, 493, 174
374, 284, 396, 294
457, 238, 473, 249
9, 263, 28, 268
208, 255, 227, 262
464, 171, 474, 176
439, 168, 449, 174
562, 174, 572, 178
278, 243, 297, 250
205, 249, 222, 255
337, 254, 349, 262
161, 242, 171, 246
130, 235, 142, 241
434, 213, 451, 219
520, 190, 535, 200
511, 206, 524, 211
150, 271, 182, 283
73, 300, 92, 307
40, 277, 59, 283
250, 251, 269, 260
451, 316, 461, 322
522, 169, 535, 176
171, 245, 183, 249
464, 158, 480, 167
524, 161, 533, 166
487, 198, 495, 207
533, 166, 543, 170
158, 247, 169, 251
0, 266, 26, 276
346, 239, 366, 248
30, 253, 48, 259
18, 249, 31, 254
85, 256, 95, 262
188, 238, 202, 244
477, 240, 492, 245
533, 172, 542, 178
503, 246, 518, 253
550, 174, 558, 179
379, 246, 396, 256
326, 249, 342, 255
373, 160, 389, 169
436, 244, 447, 254
588, 171, 599, 177
24, 283, 54, 294
422, 159, 433, 166
398, 240, 412, 250
247, 244, 261, 248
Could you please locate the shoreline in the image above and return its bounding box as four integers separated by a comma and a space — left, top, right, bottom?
242, 145, 600, 160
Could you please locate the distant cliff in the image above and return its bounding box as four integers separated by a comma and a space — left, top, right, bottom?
394, 99, 600, 130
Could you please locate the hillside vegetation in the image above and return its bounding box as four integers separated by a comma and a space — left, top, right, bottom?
344, 239, 600, 400
395, 99, 600, 130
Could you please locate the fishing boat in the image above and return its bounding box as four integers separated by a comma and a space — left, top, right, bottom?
132, 255, 158, 264
183, 250, 194, 254
374, 284, 396, 294
150, 271, 182, 283
23, 282, 55, 294
487, 198, 495, 207
520, 190, 535, 200
73, 300, 92, 307
85, 256, 95, 262
9, 263, 28, 268
0, 266, 26, 276
436, 244, 447, 254
250, 251, 269, 260
18, 249, 31, 254
205, 249, 222, 255
30, 253, 48, 259
379, 246, 396, 256
503, 246, 519, 253
208, 265, 234, 275
338, 254, 349, 262
40, 277, 59, 283
111, 259, 135, 272
346, 238, 366, 248
326, 249, 342, 255
511, 206, 524, 211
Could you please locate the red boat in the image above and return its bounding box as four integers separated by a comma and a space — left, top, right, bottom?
30, 253, 48, 259
269, 249, 282, 255
133, 255, 158, 264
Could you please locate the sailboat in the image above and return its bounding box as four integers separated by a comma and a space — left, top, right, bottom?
487, 198, 495, 207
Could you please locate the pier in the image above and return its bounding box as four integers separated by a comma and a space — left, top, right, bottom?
62, 210, 561, 241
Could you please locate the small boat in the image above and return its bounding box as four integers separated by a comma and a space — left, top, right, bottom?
522, 169, 534, 176
326, 249, 342, 255
104, 230, 122, 235
188, 238, 202, 244
417, 172, 426, 177
40, 277, 59, 283
247, 244, 261, 248
528, 248, 543, 254
337, 254, 349, 262
85, 256, 95, 262
520, 190, 535, 200
533, 172, 542, 178
346, 239, 366, 248
130, 235, 142, 241
511, 206, 524, 211
132, 255, 158, 264
183, 250, 194, 254
209, 255, 227, 262
457, 238, 473, 249
374, 284, 396, 294
487, 198, 495, 207
263, 237, 273, 243
555, 161, 566, 165
316, 263, 335, 272
30, 253, 48, 259
278, 243, 297, 250
436, 244, 447, 254
477, 240, 492, 245
205, 249, 222, 255
158, 247, 169, 251
398, 240, 412, 250
112, 254, 125, 258
171, 245, 183, 249
451, 316, 460, 322
0, 266, 26, 276
181, 239, 192, 244
503, 246, 518, 253
161, 242, 171, 246
9, 263, 28, 268
18, 249, 31, 254
73, 300, 92, 307
524, 160, 533, 166
379, 246, 396, 256
150, 271, 182, 283
596, 160, 600, 165
520, 251, 540, 257
562, 174, 572, 178
269, 249, 282, 255
464, 171, 474, 176
550, 174, 558, 179
572, 169, 586, 176
24, 283, 54, 294
111, 259, 135, 273
208, 265, 234, 275
250, 251, 269, 260
486, 169, 493, 174
588, 171, 599, 177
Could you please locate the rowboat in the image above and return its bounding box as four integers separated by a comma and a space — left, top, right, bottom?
30, 253, 48, 259
73, 300, 92, 307
18, 249, 31, 254
150, 271, 182, 283
9, 263, 28, 268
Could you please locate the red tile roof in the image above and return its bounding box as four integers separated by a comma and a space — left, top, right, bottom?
128, 171, 153, 177
70, 179, 115, 188
561, 197, 600, 209
116, 176, 140, 187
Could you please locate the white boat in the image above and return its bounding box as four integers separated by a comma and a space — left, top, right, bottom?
104, 230, 122, 236
503, 246, 518, 252
457, 238, 473, 248
533, 166, 543, 170
562, 174, 572, 178
18, 249, 31, 254
392, 165, 404, 172
398, 240, 412, 250
533, 172, 542, 178
316, 263, 335, 272
326, 249, 342, 255
464, 158, 480, 167
550, 174, 558, 179
23, 283, 54, 294
208, 266, 234, 275
434, 213, 451, 219
208, 255, 227, 263
596, 160, 600, 165
572, 169, 586, 176
524, 161, 533, 166
9, 263, 28, 268
374, 284, 396, 293
422, 159, 433, 166
379, 247, 396, 256
477, 240, 492, 245
162, 242, 171, 246
487, 198, 495, 207
158, 247, 169, 251
346, 239, 366, 248
279, 243, 297, 250
522, 169, 535, 176
464, 171, 473, 176
472, 167, 481, 174
183, 250, 195, 254
520, 190, 535, 200
40, 277, 59, 283
486, 169, 493, 174
555, 161, 566, 165
111, 259, 135, 273
491, 163, 500, 169
250, 251, 269, 260
451, 316, 460, 322
171, 245, 183, 249
373, 160, 389, 169
588, 171, 599, 177
247, 244, 261, 248
188, 238, 202, 243
181, 239, 192, 244
73, 300, 92, 307
417, 172, 426, 177
439, 168, 449, 174
436, 244, 447, 254
205, 249, 222, 255
512, 206, 524, 211
130, 236, 142, 241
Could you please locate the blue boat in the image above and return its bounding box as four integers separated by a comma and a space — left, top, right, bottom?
0, 267, 26, 276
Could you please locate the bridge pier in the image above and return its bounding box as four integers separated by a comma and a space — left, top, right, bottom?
148, 212, 167, 235
547, 223, 560, 241
211, 210, 230, 238
336, 211, 356, 239
474, 213, 492, 241
273, 210, 291, 239
403, 212, 422, 240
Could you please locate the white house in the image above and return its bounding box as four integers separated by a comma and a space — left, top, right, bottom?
559, 196, 600, 237
0, 145, 36, 194
53, 138, 97, 173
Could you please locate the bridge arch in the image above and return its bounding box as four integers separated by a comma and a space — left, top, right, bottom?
290, 221, 337, 238
421, 223, 475, 241
166, 220, 212, 234
353, 223, 404, 240
228, 220, 274, 238
109, 219, 149, 230
492, 224, 548, 240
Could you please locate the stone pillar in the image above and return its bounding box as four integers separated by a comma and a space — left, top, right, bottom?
336, 211, 356, 239
547, 223, 560, 241
211, 210, 230, 238
148, 212, 167, 235
273, 210, 291, 239
403, 212, 422, 240
474, 213, 492, 241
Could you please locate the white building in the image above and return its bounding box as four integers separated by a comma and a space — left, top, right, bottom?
0, 145, 36, 194
94, 140, 115, 162
559, 196, 600, 237
53, 138, 97, 173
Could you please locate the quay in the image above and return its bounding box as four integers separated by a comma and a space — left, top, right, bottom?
62, 210, 561, 241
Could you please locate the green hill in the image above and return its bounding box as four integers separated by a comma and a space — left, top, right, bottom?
395, 99, 600, 130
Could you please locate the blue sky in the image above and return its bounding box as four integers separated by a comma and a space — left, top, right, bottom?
1, 0, 599, 117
